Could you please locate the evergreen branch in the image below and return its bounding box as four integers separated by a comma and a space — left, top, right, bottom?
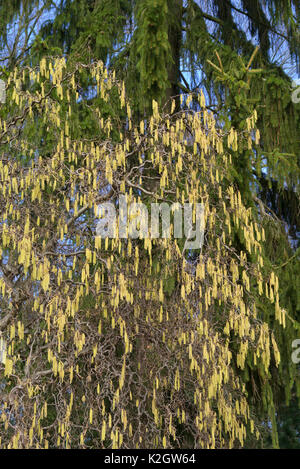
223, 0, 290, 43
274, 247, 300, 269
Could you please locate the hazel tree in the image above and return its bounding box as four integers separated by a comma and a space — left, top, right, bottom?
0, 57, 298, 449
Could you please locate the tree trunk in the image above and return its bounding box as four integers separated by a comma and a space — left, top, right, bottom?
164, 0, 182, 113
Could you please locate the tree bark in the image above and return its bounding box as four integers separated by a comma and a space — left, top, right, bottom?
164, 0, 183, 113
